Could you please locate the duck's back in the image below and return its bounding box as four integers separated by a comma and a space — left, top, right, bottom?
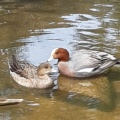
19, 62, 37, 79
69, 49, 116, 71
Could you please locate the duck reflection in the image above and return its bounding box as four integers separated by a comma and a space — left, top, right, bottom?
55, 74, 115, 112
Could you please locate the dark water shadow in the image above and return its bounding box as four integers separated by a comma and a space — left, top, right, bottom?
54, 89, 115, 112
53, 74, 116, 112
107, 67, 120, 82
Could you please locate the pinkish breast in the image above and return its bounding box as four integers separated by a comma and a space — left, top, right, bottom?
58, 62, 75, 77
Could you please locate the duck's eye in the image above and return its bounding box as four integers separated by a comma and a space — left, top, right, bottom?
45, 66, 48, 69
55, 52, 58, 54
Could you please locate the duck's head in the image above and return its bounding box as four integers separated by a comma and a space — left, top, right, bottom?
37, 62, 56, 76
48, 48, 69, 62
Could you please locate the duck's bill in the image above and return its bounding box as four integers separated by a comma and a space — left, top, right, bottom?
51, 67, 57, 73
47, 56, 54, 62
48, 67, 58, 76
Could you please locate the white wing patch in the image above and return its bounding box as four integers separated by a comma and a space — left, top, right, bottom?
106, 54, 116, 60
77, 68, 94, 73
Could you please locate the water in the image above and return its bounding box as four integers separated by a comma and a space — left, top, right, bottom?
0, 0, 120, 119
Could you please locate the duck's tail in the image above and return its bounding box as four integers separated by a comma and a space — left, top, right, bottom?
116, 60, 120, 64
93, 58, 120, 73
8, 55, 21, 74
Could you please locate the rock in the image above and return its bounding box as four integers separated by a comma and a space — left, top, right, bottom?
0, 98, 23, 106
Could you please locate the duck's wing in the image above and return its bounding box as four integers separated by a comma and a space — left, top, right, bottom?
8, 55, 37, 78
90, 50, 116, 61
69, 49, 118, 76
75, 58, 120, 77
72, 50, 119, 77
73, 49, 116, 61
71, 49, 116, 70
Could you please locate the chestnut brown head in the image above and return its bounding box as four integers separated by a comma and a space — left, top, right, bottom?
48, 48, 69, 62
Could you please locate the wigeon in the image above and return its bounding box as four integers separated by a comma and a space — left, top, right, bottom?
8, 55, 56, 89
48, 48, 120, 78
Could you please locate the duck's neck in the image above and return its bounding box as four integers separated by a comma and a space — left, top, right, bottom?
58, 53, 69, 62
38, 74, 49, 79
58, 58, 69, 62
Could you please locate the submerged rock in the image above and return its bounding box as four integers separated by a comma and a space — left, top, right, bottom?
0, 98, 23, 106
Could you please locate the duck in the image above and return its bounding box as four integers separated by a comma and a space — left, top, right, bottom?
8, 55, 57, 89
47, 48, 120, 78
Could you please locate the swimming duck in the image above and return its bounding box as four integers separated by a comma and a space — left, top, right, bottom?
8, 55, 56, 89
48, 48, 120, 78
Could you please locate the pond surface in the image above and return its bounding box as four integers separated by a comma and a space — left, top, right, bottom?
0, 0, 120, 119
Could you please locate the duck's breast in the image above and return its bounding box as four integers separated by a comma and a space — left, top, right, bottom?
58, 62, 75, 77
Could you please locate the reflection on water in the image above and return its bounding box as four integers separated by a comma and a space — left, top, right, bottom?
0, 0, 120, 120
58, 74, 115, 111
